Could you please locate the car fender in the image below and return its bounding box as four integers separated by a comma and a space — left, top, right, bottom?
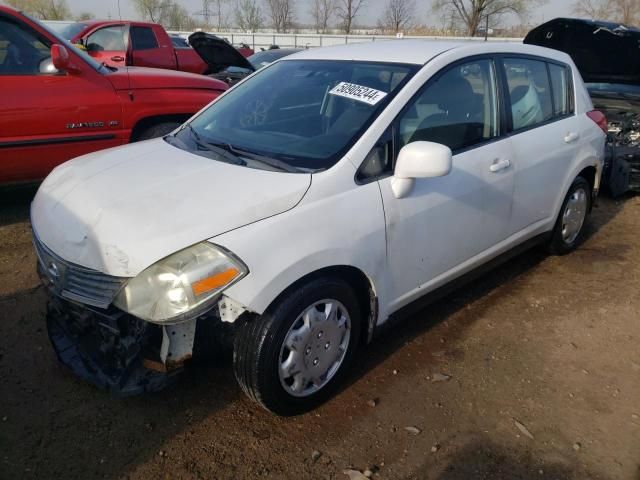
212, 161, 388, 321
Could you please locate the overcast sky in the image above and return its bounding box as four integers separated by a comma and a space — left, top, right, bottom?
64, 0, 577, 28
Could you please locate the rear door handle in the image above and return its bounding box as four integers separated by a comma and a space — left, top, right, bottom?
564, 132, 580, 143
489, 158, 511, 173
111, 55, 125, 62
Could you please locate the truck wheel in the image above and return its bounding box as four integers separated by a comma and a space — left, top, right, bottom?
233, 277, 361, 416
547, 176, 591, 255
134, 122, 181, 141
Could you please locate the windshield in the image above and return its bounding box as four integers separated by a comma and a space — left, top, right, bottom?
44, 21, 86, 40
170, 60, 417, 172
248, 49, 299, 69
33, 16, 106, 72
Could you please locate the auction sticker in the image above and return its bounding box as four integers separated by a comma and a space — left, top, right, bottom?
329, 82, 387, 106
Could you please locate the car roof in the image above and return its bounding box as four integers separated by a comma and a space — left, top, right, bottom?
285, 39, 561, 65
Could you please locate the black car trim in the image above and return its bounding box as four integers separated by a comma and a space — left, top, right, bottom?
0, 133, 116, 149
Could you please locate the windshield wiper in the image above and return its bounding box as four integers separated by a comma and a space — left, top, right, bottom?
182, 124, 246, 166
181, 124, 300, 172
220, 144, 301, 173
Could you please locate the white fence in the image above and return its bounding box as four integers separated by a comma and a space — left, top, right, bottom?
168, 31, 522, 50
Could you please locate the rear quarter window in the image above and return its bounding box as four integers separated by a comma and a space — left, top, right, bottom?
131, 26, 158, 50
549, 63, 573, 116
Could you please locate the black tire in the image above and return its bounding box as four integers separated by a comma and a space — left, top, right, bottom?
134, 122, 181, 141
547, 176, 591, 255
233, 277, 361, 416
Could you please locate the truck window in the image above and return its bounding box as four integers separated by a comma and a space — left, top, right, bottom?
131, 26, 158, 51
0, 17, 51, 75
86, 25, 126, 52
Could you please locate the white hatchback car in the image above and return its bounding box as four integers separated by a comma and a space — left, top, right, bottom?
32, 40, 605, 415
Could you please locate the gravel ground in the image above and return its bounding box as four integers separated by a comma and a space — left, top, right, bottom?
0, 185, 639, 480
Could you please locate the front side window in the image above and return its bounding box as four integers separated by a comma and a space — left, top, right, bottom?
0, 17, 51, 75
504, 58, 554, 130
86, 25, 126, 52
398, 59, 499, 152
131, 26, 158, 50
170, 60, 417, 172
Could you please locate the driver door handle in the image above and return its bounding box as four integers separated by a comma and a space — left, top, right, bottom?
489, 158, 511, 173
111, 56, 125, 62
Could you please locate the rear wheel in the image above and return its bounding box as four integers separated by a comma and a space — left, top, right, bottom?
134, 122, 181, 141
547, 176, 591, 255
233, 277, 361, 415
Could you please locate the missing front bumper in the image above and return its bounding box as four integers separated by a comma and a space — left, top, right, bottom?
46, 294, 180, 396
43, 288, 237, 397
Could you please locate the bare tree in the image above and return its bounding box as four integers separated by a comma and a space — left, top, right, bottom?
379, 0, 415, 33
572, 0, 613, 19
572, 0, 639, 23
131, 0, 166, 23
336, 0, 366, 33
162, 3, 197, 30
612, 0, 639, 23
310, 0, 335, 33
213, 0, 230, 30
7, 0, 71, 20
235, 0, 264, 31
432, 0, 539, 37
265, 0, 295, 32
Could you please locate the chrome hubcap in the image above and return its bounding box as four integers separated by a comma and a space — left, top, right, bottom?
562, 187, 588, 244
278, 299, 351, 398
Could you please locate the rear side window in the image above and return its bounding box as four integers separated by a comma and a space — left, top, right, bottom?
131, 26, 158, 50
504, 58, 554, 131
549, 63, 572, 116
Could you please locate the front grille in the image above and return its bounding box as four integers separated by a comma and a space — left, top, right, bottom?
33, 232, 127, 309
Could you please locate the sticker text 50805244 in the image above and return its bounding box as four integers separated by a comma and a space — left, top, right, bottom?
328, 82, 388, 106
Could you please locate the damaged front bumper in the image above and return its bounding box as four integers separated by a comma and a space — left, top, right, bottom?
40, 265, 234, 396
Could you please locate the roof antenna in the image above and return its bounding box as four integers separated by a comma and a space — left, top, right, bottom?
117, 0, 134, 99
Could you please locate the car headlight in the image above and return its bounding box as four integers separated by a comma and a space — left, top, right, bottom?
113, 242, 248, 324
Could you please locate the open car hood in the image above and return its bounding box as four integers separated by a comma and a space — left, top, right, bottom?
524, 18, 640, 85
188, 32, 255, 74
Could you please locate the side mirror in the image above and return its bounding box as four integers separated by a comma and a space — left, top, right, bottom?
50, 44, 80, 74
391, 141, 452, 198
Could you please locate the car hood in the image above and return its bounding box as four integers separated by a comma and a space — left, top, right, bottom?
31, 139, 311, 277
524, 18, 640, 85
106, 66, 228, 91
188, 32, 255, 74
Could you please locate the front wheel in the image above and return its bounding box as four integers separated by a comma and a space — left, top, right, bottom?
547, 176, 591, 255
233, 277, 361, 415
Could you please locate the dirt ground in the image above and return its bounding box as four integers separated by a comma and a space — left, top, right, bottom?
0, 185, 639, 480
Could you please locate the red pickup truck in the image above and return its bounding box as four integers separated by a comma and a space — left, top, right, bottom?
48, 20, 253, 74
0, 6, 228, 185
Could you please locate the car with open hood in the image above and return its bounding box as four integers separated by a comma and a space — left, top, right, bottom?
32, 39, 605, 415
187, 32, 300, 86
525, 17, 640, 195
